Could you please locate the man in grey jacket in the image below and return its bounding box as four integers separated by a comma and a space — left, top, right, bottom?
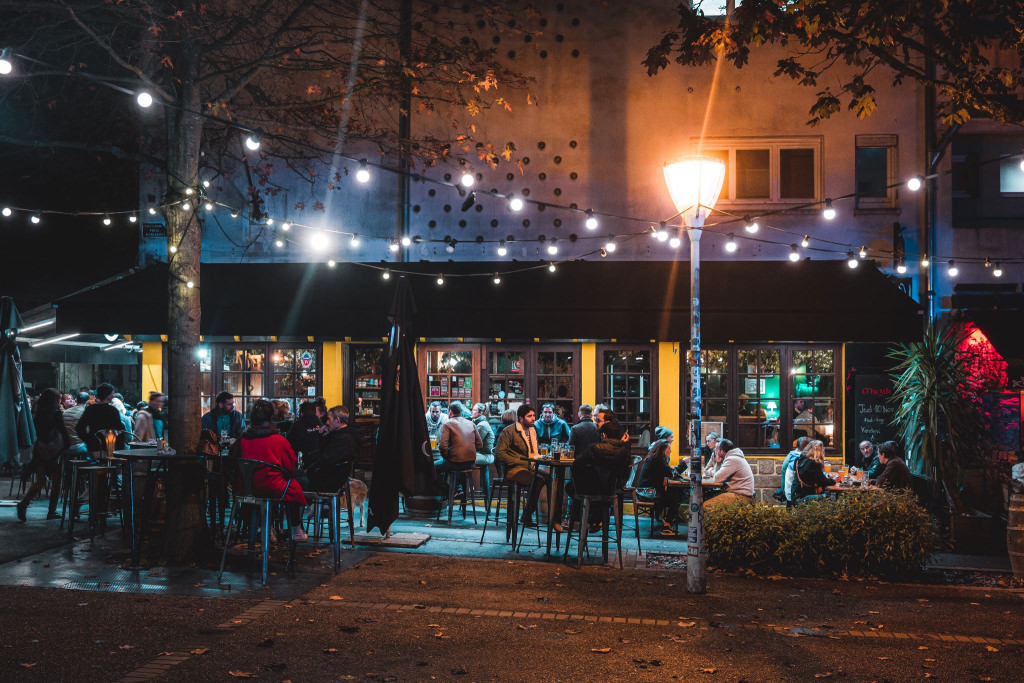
704, 438, 755, 507
471, 402, 496, 502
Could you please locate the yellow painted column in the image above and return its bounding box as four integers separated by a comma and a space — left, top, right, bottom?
658, 342, 682, 463
580, 343, 597, 407
322, 342, 344, 407
141, 341, 163, 396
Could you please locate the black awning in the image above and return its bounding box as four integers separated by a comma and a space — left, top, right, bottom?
54, 260, 923, 343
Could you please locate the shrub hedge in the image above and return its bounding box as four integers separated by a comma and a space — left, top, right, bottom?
703, 490, 936, 577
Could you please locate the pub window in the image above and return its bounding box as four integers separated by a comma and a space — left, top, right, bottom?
601, 348, 653, 445
686, 349, 730, 442
790, 348, 837, 448
486, 350, 527, 415
854, 134, 898, 210
536, 350, 575, 422
736, 348, 781, 449
425, 349, 475, 408
697, 137, 821, 205
199, 346, 212, 414
351, 346, 384, 418
272, 347, 318, 415
221, 347, 265, 417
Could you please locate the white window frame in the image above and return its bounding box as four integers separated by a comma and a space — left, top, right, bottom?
854, 134, 899, 212
693, 136, 823, 208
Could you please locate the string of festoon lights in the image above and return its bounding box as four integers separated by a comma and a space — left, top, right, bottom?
3, 47, 1024, 284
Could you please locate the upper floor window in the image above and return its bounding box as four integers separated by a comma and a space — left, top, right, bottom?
998, 154, 1024, 196
697, 137, 821, 206
855, 134, 899, 211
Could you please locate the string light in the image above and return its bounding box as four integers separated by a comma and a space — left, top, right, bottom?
388, 238, 399, 253
129, 211, 137, 223
169, 245, 177, 254
281, 221, 291, 231
896, 259, 907, 274
265, 217, 274, 226
907, 176, 923, 191
604, 237, 617, 253
460, 171, 475, 188
492, 273, 501, 285
548, 262, 557, 273
445, 238, 457, 253
204, 201, 214, 211
327, 259, 336, 267
202, 180, 210, 188
858, 245, 867, 259
102, 213, 112, 226
801, 235, 810, 248
789, 245, 800, 262
0, 48, 13, 75
136, 91, 153, 108
744, 216, 759, 233
947, 259, 958, 277
724, 233, 738, 253
184, 188, 194, 196
274, 239, 284, 248
230, 210, 238, 218
822, 199, 836, 220
382, 269, 391, 280
1, 207, 10, 217
244, 129, 262, 151
180, 201, 191, 212
186, 280, 195, 288
350, 233, 360, 248
547, 239, 558, 255
668, 231, 681, 249
847, 251, 858, 268
993, 262, 1003, 277
984, 257, 992, 269
656, 222, 669, 242
149, 207, 157, 215
436, 273, 445, 286
585, 209, 598, 230
460, 191, 476, 212
508, 194, 524, 212
599, 247, 608, 258
309, 231, 328, 251
400, 235, 412, 248
497, 240, 507, 257
920, 253, 930, 268
356, 159, 371, 183
30, 212, 41, 224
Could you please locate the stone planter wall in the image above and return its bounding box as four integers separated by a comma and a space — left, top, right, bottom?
747, 456, 844, 503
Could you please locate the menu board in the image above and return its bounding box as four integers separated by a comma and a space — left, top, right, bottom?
853, 374, 897, 445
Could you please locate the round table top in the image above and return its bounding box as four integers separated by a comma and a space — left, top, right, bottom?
127, 441, 158, 449
529, 457, 574, 466
113, 449, 203, 460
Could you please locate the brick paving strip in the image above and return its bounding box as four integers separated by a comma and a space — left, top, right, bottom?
305, 598, 1024, 648
113, 599, 289, 682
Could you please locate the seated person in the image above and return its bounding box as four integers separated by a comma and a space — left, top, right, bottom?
704, 439, 755, 507
437, 401, 483, 473
636, 439, 685, 536
875, 440, 911, 490
495, 405, 549, 528
859, 440, 886, 482
307, 405, 361, 493
287, 400, 325, 465
237, 399, 307, 542
793, 440, 834, 503
567, 420, 632, 528
775, 436, 810, 503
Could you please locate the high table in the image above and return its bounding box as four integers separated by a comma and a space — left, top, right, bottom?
113, 449, 205, 566
523, 457, 574, 556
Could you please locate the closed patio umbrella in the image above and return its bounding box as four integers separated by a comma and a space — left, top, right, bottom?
367, 278, 434, 534
1, 297, 36, 465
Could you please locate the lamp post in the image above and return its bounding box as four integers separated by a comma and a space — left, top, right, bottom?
663, 156, 726, 594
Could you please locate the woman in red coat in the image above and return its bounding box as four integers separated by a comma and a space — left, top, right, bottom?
238, 399, 307, 542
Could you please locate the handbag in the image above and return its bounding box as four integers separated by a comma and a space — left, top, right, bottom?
197, 429, 221, 457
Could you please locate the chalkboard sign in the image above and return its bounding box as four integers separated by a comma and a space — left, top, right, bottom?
853, 374, 898, 445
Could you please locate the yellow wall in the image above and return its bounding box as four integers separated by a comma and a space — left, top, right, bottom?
322, 341, 344, 407
658, 342, 681, 463
141, 342, 163, 396
580, 343, 596, 407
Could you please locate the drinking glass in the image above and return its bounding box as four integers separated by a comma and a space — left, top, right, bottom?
429, 436, 438, 451
566, 445, 575, 459
539, 443, 549, 457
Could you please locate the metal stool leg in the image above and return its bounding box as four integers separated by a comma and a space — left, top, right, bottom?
218, 498, 239, 582
261, 500, 271, 587
344, 479, 355, 547
330, 495, 340, 573
577, 498, 591, 569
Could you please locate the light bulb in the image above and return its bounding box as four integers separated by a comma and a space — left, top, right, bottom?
436, 274, 445, 286
0, 48, 13, 75
789, 245, 800, 262
309, 231, 328, 251
859, 246, 867, 259
350, 234, 360, 248
744, 217, 759, 233
382, 269, 391, 280
548, 262, 557, 273
136, 91, 153, 108
185, 188, 194, 195
668, 234, 681, 249
985, 257, 992, 269
604, 239, 616, 253
460, 172, 475, 188
1019, 156, 1024, 173
896, 262, 907, 274
993, 263, 1003, 277
149, 207, 157, 215
847, 251, 859, 268
725, 233, 738, 253
180, 201, 191, 211
547, 240, 558, 255
281, 221, 291, 231
400, 235, 412, 247
30, 212, 41, 224
169, 245, 178, 254
947, 260, 958, 277
493, 273, 501, 285
202, 180, 210, 188
508, 194, 524, 212
657, 229, 670, 243
801, 235, 810, 248
920, 254, 930, 268
497, 240, 507, 257
245, 130, 262, 151
1, 207, 10, 217
907, 176, 922, 192
584, 210, 598, 230
265, 217, 274, 226
274, 239, 284, 248
102, 213, 112, 226
356, 160, 370, 183
822, 199, 836, 220
389, 239, 400, 253
186, 280, 195, 289
230, 211, 238, 218
446, 240, 456, 253
327, 259, 336, 267
204, 202, 214, 212
129, 212, 137, 223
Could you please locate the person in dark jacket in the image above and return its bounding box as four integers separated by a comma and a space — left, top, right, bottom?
75, 383, 125, 455
567, 420, 632, 527
857, 440, 886, 481
17, 388, 68, 521
286, 400, 326, 466
535, 403, 571, 446
201, 391, 245, 439
875, 440, 912, 490
307, 405, 361, 493
636, 439, 685, 535
793, 440, 835, 503
568, 404, 600, 455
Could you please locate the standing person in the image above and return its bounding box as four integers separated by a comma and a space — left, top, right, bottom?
286, 401, 326, 466
704, 439, 755, 507
568, 404, 600, 455
17, 388, 68, 521
62, 392, 91, 457
236, 399, 307, 542
875, 440, 912, 490
111, 392, 133, 433
495, 404, 549, 528
133, 392, 167, 442
307, 405, 361, 493
535, 403, 571, 446
470, 402, 496, 497
75, 383, 125, 456
437, 402, 483, 473
636, 439, 685, 536
201, 391, 245, 440
425, 401, 448, 447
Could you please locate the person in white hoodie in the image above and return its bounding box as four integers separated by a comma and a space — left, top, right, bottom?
704, 438, 755, 507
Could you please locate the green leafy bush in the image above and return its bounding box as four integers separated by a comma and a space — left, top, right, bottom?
704, 490, 937, 577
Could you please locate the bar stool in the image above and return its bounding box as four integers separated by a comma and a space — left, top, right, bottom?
563, 492, 624, 569
60, 458, 93, 530
436, 463, 479, 524
67, 464, 119, 540
298, 491, 342, 574
479, 463, 513, 544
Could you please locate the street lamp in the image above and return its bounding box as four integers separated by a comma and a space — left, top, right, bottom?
663, 155, 726, 595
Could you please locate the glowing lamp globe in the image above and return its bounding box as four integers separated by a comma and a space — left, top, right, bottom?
663, 156, 726, 228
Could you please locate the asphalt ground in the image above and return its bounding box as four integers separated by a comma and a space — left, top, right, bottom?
3, 552, 1022, 682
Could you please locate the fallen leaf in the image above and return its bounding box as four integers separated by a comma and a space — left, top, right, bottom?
878, 657, 889, 660
985, 646, 999, 652
699, 668, 717, 674
329, 595, 343, 601
591, 648, 611, 653
813, 674, 833, 679
564, 629, 581, 635
119, 645, 134, 650
190, 648, 209, 655
924, 658, 935, 662
924, 675, 936, 679
323, 648, 339, 654
19, 662, 37, 669
678, 621, 697, 628
427, 624, 440, 628
228, 672, 256, 678
918, 646, 929, 650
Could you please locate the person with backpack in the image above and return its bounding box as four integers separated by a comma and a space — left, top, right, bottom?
17, 388, 68, 521
793, 440, 835, 503
774, 436, 810, 504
